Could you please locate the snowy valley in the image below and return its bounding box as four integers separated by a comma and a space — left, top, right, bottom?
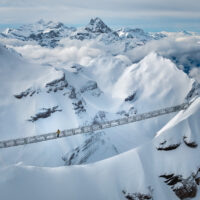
0, 17, 200, 200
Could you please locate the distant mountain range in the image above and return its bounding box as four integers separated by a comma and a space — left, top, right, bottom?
0, 17, 166, 48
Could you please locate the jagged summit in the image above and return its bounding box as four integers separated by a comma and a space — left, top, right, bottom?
0, 19, 75, 47
34, 19, 65, 29
85, 17, 112, 33
37, 19, 45, 24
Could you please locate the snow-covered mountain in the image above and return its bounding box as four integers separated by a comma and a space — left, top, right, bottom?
0, 17, 200, 200
1, 97, 200, 200
0, 19, 75, 47
0, 17, 156, 49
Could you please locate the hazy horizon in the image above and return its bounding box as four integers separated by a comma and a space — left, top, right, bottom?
0, 17, 199, 33
0, 0, 200, 32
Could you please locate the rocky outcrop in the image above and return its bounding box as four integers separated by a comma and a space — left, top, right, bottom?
80, 80, 102, 97
93, 111, 106, 124
72, 100, 86, 114
71, 64, 83, 74
46, 74, 68, 93
157, 135, 199, 151
70, 32, 91, 41
186, 82, 200, 101
157, 142, 181, 151
28, 106, 62, 122
122, 187, 153, 200
14, 88, 40, 99
80, 81, 97, 93
125, 92, 136, 102
183, 136, 198, 148
68, 87, 76, 99
85, 17, 112, 34
160, 170, 200, 199
29, 30, 60, 47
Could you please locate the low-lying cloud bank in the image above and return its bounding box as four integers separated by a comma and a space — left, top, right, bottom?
128, 32, 200, 82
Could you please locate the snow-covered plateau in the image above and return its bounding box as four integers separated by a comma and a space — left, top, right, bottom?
0, 17, 200, 200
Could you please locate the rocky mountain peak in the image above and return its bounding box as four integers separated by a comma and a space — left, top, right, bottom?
37, 19, 45, 24
85, 17, 112, 33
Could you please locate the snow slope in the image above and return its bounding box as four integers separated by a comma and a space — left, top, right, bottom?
0, 97, 200, 200
0, 18, 199, 200
0, 42, 193, 167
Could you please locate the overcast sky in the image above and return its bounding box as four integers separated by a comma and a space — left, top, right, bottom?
0, 0, 200, 32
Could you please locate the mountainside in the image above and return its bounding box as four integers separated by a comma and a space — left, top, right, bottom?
0, 18, 200, 200
0, 19, 75, 47
0, 17, 155, 48
0, 43, 194, 167
0, 97, 200, 200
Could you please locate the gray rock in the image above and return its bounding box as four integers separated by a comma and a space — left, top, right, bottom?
125, 92, 136, 102
46, 74, 68, 93
80, 81, 98, 93
69, 87, 76, 99
14, 88, 39, 99
72, 100, 86, 114
85, 17, 112, 34
28, 106, 62, 122
160, 172, 199, 199
122, 187, 153, 200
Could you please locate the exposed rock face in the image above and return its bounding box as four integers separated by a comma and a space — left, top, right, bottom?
156, 135, 199, 151
71, 64, 83, 74
14, 88, 40, 99
183, 136, 198, 148
28, 106, 62, 122
186, 82, 200, 101
125, 92, 136, 102
93, 111, 106, 124
70, 32, 91, 41
0, 20, 74, 48
70, 17, 119, 42
157, 142, 181, 151
80, 80, 102, 97
46, 74, 68, 93
72, 100, 86, 114
116, 107, 137, 117
85, 17, 112, 33
80, 81, 98, 93
122, 188, 153, 200
160, 171, 200, 199
68, 87, 76, 99
15, 74, 68, 99
151, 32, 166, 40
29, 30, 60, 47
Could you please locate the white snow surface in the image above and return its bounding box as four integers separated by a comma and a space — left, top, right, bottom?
0, 19, 199, 200
0, 97, 200, 200
0, 41, 193, 167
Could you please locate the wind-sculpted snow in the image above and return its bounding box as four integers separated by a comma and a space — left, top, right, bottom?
127, 32, 200, 83
154, 97, 200, 151
0, 98, 200, 200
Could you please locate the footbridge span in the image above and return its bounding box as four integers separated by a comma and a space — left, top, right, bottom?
0, 102, 190, 149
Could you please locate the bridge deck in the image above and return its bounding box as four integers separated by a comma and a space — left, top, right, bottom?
0, 103, 189, 149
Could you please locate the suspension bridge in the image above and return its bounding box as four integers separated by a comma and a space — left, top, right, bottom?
0, 102, 190, 149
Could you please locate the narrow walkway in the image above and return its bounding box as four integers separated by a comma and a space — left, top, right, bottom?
0, 103, 189, 149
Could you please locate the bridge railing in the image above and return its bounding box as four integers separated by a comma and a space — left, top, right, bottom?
0, 102, 190, 149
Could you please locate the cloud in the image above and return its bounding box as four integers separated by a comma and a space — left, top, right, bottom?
189, 68, 200, 83
1, 0, 200, 12
0, 0, 200, 31
126, 33, 200, 82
